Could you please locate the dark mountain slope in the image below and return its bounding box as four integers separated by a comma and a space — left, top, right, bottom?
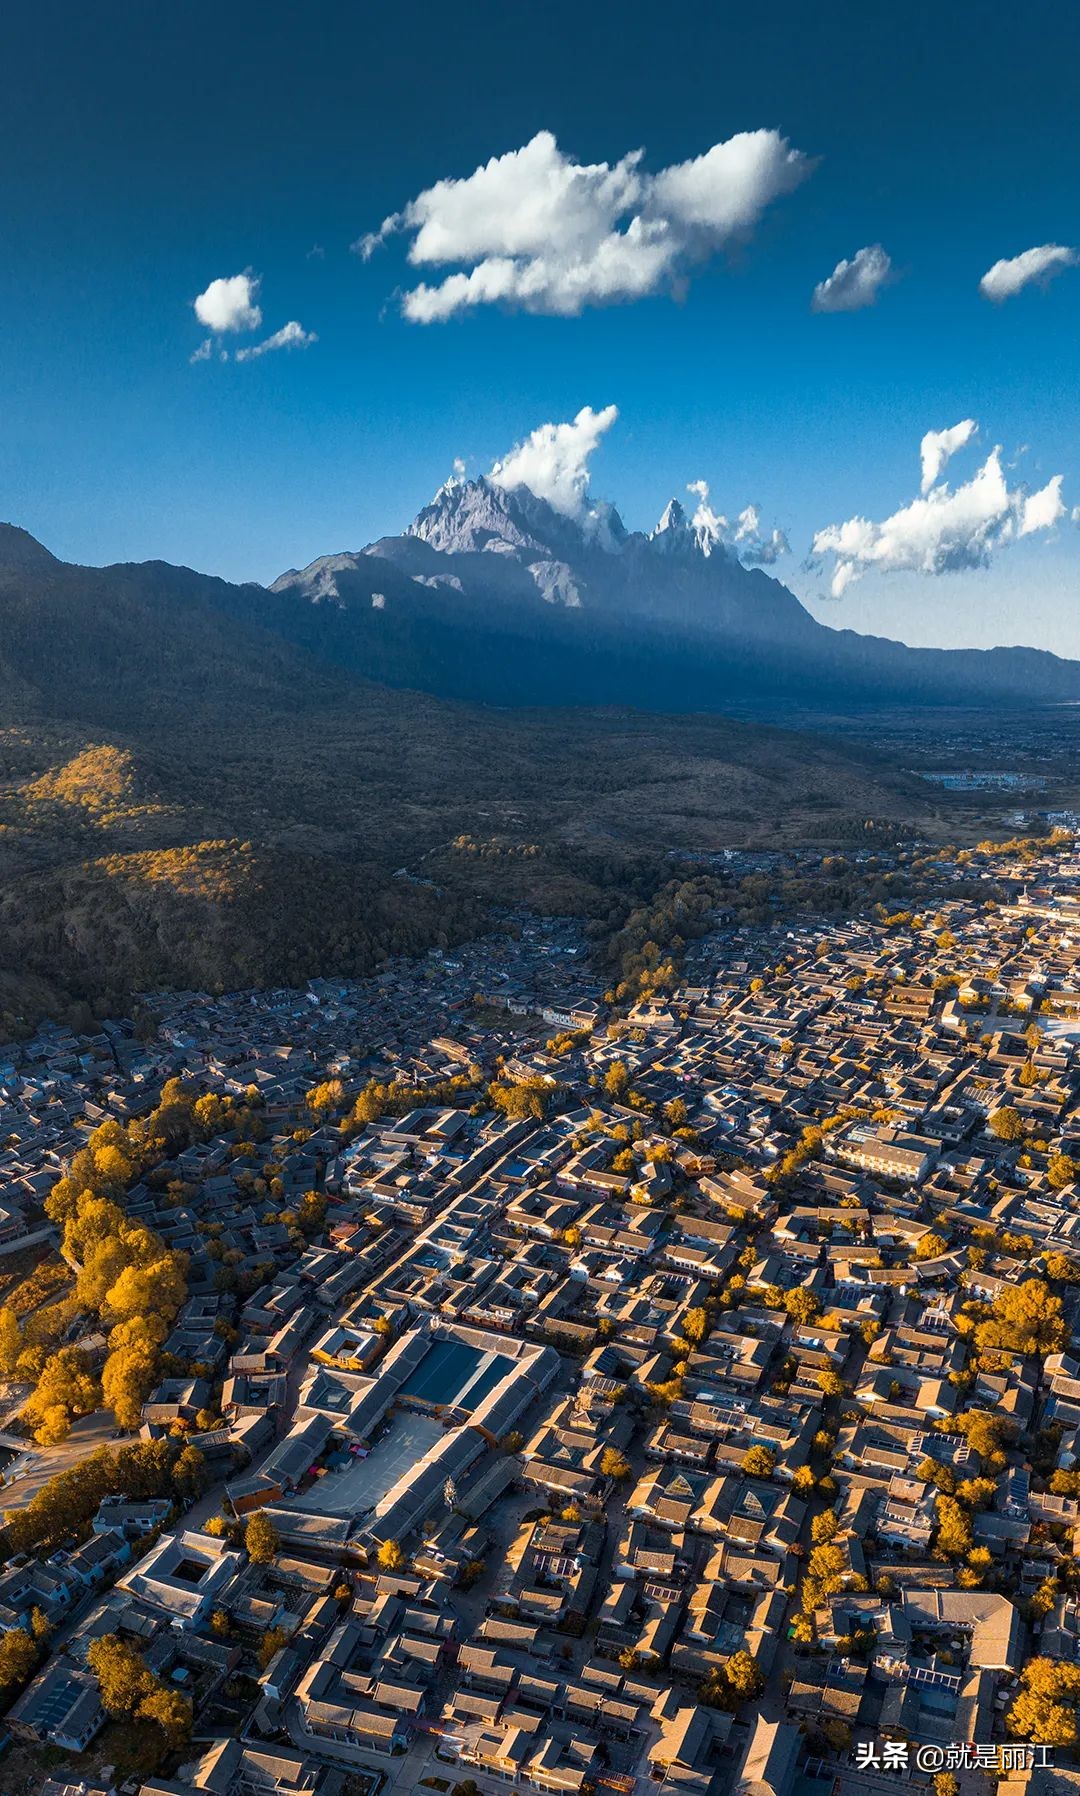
0, 519, 958, 1035
0, 525, 345, 726
263, 478, 1080, 711
4, 495, 1078, 1038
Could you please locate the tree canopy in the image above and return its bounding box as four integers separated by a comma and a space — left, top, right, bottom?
245, 1511, 280, 1564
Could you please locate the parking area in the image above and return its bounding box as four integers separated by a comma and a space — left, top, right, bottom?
289, 1411, 446, 1518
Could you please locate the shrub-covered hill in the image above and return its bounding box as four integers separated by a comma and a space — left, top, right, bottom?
0, 528, 977, 1032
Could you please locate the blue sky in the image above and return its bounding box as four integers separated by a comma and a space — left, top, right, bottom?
1, 0, 1078, 651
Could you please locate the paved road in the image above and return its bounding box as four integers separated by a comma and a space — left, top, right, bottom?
0, 1411, 118, 1511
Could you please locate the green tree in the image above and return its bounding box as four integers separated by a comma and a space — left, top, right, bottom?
306, 1079, 345, 1117
137, 1684, 192, 1746
1046, 1251, 1079, 1283
1048, 1156, 1079, 1192
935, 1495, 973, 1559
743, 1445, 775, 1479
700, 1649, 765, 1710
1007, 1659, 1080, 1746
976, 1279, 1066, 1357
915, 1232, 948, 1261
0, 1306, 22, 1375
104, 1252, 188, 1326
23, 1346, 100, 1445
0, 1628, 36, 1692
88, 1634, 155, 1715
601, 1447, 632, 1481
489, 1077, 555, 1122
604, 1061, 630, 1099
245, 1511, 280, 1564
989, 1106, 1024, 1143
258, 1625, 290, 1670
785, 1288, 821, 1326
102, 1337, 159, 1430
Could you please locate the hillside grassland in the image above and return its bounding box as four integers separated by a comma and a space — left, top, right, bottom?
2, 543, 1073, 1039
0, 691, 955, 1033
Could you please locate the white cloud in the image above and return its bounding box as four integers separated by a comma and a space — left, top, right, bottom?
488, 404, 618, 517
1020, 475, 1066, 536
812, 425, 1067, 598
980, 243, 1078, 301
686, 478, 723, 539
357, 128, 812, 321
687, 481, 789, 565
233, 320, 318, 362
193, 272, 262, 334
811, 244, 893, 313
190, 272, 316, 365
919, 419, 977, 494
732, 503, 790, 566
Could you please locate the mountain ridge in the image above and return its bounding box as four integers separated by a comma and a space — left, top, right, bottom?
264, 475, 1080, 711
2, 482, 1078, 723
0, 499, 1071, 1034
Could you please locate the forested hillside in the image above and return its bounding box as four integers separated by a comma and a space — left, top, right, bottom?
0, 526, 1038, 1033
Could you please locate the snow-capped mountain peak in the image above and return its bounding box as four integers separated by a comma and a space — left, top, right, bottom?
653, 497, 687, 535
406, 472, 628, 565
406, 475, 547, 557
648, 493, 726, 560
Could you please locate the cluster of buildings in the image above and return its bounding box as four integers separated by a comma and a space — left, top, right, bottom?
5, 847, 1080, 1796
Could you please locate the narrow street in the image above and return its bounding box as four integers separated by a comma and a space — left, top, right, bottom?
759, 1313, 878, 1722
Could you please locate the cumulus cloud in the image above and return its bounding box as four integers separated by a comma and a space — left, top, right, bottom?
812, 424, 1066, 597
980, 243, 1078, 301
920, 419, 977, 494
686, 481, 789, 565
233, 320, 318, 362
190, 271, 317, 366
811, 244, 893, 313
356, 128, 812, 321
488, 404, 618, 517
731, 503, 790, 566
194, 272, 262, 334
1020, 475, 1066, 536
